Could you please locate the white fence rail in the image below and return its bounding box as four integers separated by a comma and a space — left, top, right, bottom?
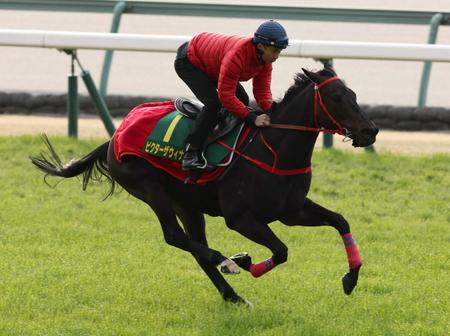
1, 29, 450, 63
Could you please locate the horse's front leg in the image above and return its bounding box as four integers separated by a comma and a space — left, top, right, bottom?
225, 211, 288, 278
280, 197, 362, 295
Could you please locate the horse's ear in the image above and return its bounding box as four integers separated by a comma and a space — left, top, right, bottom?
323, 63, 337, 76
302, 68, 320, 82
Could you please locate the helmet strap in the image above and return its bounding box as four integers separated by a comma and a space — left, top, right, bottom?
255, 43, 265, 63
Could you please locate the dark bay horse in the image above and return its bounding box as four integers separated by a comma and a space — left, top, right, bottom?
31, 67, 378, 305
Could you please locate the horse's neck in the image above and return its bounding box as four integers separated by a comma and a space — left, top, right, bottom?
263, 91, 319, 169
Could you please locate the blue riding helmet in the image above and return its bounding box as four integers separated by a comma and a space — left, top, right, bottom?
253, 20, 289, 49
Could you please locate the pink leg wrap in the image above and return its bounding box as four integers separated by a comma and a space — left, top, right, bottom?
342, 233, 362, 269
249, 257, 276, 278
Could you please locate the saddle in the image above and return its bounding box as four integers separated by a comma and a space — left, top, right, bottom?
175, 97, 241, 144
175, 97, 203, 118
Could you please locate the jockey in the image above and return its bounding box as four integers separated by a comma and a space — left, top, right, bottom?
174, 20, 289, 170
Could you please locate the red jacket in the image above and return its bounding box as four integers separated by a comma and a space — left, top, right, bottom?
187, 32, 273, 119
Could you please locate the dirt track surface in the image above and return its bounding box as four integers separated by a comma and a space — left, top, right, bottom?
1, 114, 449, 155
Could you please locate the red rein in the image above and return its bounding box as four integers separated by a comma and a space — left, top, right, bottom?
218, 76, 342, 176
269, 76, 344, 135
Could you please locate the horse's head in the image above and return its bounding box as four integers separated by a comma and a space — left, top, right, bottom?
301, 67, 378, 147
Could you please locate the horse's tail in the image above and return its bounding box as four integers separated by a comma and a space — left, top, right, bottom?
30, 134, 116, 198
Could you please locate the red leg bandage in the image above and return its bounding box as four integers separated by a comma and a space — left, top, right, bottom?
249, 257, 276, 278
342, 233, 362, 269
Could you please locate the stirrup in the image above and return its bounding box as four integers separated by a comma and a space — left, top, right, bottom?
181, 151, 206, 171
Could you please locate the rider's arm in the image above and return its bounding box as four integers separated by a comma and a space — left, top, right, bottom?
217, 54, 251, 120
253, 64, 273, 112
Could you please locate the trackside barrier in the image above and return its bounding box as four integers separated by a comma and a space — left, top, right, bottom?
67, 53, 78, 138
1, 2, 448, 104
99, 1, 126, 97
2, 30, 450, 61
2, 29, 450, 142
63, 49, 116, 138
81, 69, 116, 136
1, 2, 449, 145
418, 13, 447, 107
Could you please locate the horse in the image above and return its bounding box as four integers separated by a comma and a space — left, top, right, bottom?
30, 67, 378, 306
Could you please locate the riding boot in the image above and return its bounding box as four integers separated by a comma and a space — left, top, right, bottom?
182, 143, 205, 171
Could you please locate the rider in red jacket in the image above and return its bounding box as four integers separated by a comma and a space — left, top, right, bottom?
174, 20, 289, 170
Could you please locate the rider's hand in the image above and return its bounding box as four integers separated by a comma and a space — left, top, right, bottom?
255, 113, 271, 127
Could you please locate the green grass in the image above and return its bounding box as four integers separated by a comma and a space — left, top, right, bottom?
0, 135, 449, 336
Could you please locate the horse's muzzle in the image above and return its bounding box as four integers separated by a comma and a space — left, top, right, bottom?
352, 127, 379, 147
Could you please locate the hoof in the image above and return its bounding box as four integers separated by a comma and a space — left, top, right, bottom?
342, 265, 361, 295
219, 258, 240, 275
240, 297, 254, 308
225, 295, 253, 308
229, 252, 252, 271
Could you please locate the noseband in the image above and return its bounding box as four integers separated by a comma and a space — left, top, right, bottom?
269, 76, 347, 136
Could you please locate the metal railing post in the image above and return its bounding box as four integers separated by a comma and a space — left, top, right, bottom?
67, 50, 78, 138
81, 70, 116, 136
323, 130, 333, 149
418, 13, 444, 107
100, 1, 127, 97
70, 53, 116, 136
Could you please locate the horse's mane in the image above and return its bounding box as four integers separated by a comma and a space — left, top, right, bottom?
277, 68, 335, 107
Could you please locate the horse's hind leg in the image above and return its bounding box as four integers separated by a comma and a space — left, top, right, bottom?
174, 206, 248, 304
280, 197, 362, 295
225, 211, 288, 278
107, 146, 229, 271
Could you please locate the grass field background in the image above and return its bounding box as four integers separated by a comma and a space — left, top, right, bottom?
0, 136, 449, 336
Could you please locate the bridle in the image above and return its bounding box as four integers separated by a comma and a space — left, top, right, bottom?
217, 76, 353, 176
268, 76, 351, 139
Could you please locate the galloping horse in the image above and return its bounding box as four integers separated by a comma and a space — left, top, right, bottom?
31, 67, 378, 305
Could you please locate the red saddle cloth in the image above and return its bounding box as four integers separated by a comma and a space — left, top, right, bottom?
114, 100, 231, 185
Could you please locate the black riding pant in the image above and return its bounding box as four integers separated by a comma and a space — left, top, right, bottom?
174, 43, 249, 149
